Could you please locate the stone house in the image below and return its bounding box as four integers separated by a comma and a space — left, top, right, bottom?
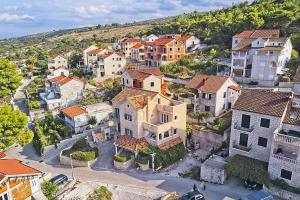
48, 55, 68, 70
121, 38, 141, 58
230, 29, 292, 86
112, 87, 187, 154
185, 74, 240, 116
130, 43, 145, 62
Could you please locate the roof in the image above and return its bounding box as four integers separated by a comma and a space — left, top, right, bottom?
114, 135, 148, 151
153, 38, 174, 46
87, 48, 102, 54
124, 38, 141, 43
159, 137, 182, 150
51, 54, 66, 60
144, 41, 154, 46
232, 39, 252, 51
228, 85, 240, 91
0, 152, 6, 159
256, 46, 284, 51
176, 35, 193, 41
234, 29, 280, 39
131, 43, 144, 49
53, 66, 68, 71
61, 105, 87, 118
233, 89, 290, 117
112, 87, 157, 108
283, 104, 300, 126
186, 74, 229, 93
98, 52, 114, 59
0, 159, 41, 176
126, 68, 161, 81
203, 155, 227, 170
48, 75, 72, 85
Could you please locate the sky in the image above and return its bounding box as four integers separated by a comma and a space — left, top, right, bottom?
0, 0, 250, 39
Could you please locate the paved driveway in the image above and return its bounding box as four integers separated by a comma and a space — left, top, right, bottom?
92, 140, 115, 170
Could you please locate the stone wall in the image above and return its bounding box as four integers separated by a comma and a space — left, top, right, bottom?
264, 185, 300, 200
114, 157, 134, 170
59, 148, 97, 168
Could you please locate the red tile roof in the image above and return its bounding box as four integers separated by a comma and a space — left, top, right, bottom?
48, 75, 72, 85
186, 74, 229, 93
115, 135, 148, 151
87, 48, 103, 54
0, 152, 6, 159
131, 43, 144, 49
61, 105, 87, 118
228, 85, 240, 91
126, 68, 161, 81
98, 52, 115, 59
53, 66, 68, 71
233, 89, 290, 117
0, 159, 41, 176
153, 38, 174, 46
159, 137, 182, 150
176, 35, 193, 41
234, 29, 280, 39
144, 41, 154, 46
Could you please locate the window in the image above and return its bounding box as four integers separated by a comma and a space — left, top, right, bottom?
125, 128, 133, 136
122, 78, 125, 84
150, 82, 154, 87
0, 193, 8, 200
205, 106, 210, 111
178, 48, 180, 51
159, 133, 162, 140
170, 48, 173, 51
202, 93, 206, 99
157, 97, 161, 104
124, 113, 132, 121
161, 113, 169, 123
258, 137, 268, 147
239, 133, 248, 147
170, 55, 173, 59
173, 129, 177, 135
115, 108, 120, 118
223, 92, 226, 98
174, 116, 178, 120
280, 169, 292, 180
126, 79, 129, 84
235, 40, 238, 44
241, 114, 250, 129
208, 94, 212, 100
118, 64, 121, 68
164, 131, 169, 138
260, 118, 270, 128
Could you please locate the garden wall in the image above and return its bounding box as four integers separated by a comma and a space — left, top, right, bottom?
264, 185, 300, 200
114, 157, 134, 170
59, 147, 97, 167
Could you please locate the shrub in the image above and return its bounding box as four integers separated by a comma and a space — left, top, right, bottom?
114, 155, 131, 162
32, 123, 48, 156
135, 152, 148, 165
88, 186, 112, 200
71, 149, 98, 161
27, 100, 41, 110
41, 181, 59, 200
272, 178, 300, 194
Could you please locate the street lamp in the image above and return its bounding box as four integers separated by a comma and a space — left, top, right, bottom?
70, 154, 75, 180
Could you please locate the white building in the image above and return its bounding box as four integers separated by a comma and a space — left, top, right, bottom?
60, 103, 113, 133
93, 52, 126, 80
185, 74, 240, 116
231, 29, 292, 86
130, 43, 145, 62
176, 35, 201, 53
83, 45, 98, 66
40, 75, 85, 110
48, 55, 68, 70
229, 87, 300, 188
143, 34, 159, 42
47, 67, 69, 79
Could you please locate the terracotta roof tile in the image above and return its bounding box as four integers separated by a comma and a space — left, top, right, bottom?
228, 85, 240, 91
283, 102, 300, 126
0, 152, 6, 159
87, 48, 103, 54
131, 43, 144, 49
48, 75, 72, 85
256, 46, 284, 51
234, 29, 280, 39
153, 38, 174, 46
232, 38, 253, 51
115, 135, 148, 151
186, 74, 229, 93
159, 137, 182, 150
176, 35, 193, 41
61, 105, 87, 118
233, 89, 290, 117
0, 159, 41, 176
126, 68, 161, 81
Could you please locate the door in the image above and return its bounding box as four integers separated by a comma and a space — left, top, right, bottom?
239, 133, 248, 147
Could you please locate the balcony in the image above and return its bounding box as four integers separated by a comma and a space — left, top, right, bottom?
233, 123, 254, 133
232, 142, 252, 152
143, 122, 172, 134
271, 154, 300, 166
157, 104, 174, 114
274, 131, 300, 147
232, 51, 247, 58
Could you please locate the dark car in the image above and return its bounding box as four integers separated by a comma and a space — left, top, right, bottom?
50, 174, 68, 185
244, 179, 262, 190
181, 190, 205, 200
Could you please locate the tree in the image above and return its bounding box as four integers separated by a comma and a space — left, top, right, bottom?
0, 105, 33, 150
188, 112, 212, 124
26, 55, 38, 66
88, 116, 97, 126
214, 118, 224, 128
209, 48, 217, 58
88, 186, 112, 200
291, 49, 299, 59
0, 59, 22, 100
41, 181, 59, 200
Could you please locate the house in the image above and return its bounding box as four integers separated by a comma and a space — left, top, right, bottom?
228, 88, 300, 188
121, 38, 141, 58
0, 159, 43, 200
86, 48, 111, 69
48, 55, 68, 70
230, 29, 292, 86
60, 103, 113, 133
47, 66, 69, 79
112, 87, 186, 154
176, 35, 201, 53
83, 45, 98, 66
130, 43, 145, 62
40, 75, 85, 110
93, 52, 126, 80
143, 34, 159, 42
121, 68, 163, 93
144, 38, 185, 67
185, 74, 240, 116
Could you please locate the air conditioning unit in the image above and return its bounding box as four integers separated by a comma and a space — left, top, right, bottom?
292, 101, 300, 108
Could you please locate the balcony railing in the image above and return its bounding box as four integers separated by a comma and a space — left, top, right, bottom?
143, 122, 172, 134
274, 131, 300, 147
232, 143, 252, 152
271, 154, 299, 165
233, 123, 254, 133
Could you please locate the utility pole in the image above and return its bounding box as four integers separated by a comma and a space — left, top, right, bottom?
70, 154, 75, 180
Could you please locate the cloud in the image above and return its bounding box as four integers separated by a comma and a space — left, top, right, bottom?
0, 13, 34, 22
74, 5, 112, 19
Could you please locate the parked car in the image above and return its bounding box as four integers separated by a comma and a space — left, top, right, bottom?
244, 179, 262, 190
50, 174, 68, 185
181, 190, 205, 200
238, 190, 273, 200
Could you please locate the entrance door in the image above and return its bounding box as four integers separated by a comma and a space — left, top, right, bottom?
239, 133, 248, 147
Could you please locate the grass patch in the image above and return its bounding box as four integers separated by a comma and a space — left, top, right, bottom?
179, 166, 200, 180
62, 138, 98, 161
114, 155, 131, 162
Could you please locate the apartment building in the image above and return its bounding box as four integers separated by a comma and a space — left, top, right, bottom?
185, 74, 240, 116
40, 75, 85, 110
176, 35, 201, 53
93, 52, 126, 80
130, 43, 145, 62
229, 87, 300, 188
0, 159, 42, 200
85, 48, 111, 69
121, 38, 141, 58
230, 29, 292, 86
112, 87, 186, 152
144, 38, 185, 67
48, 55, 68, 70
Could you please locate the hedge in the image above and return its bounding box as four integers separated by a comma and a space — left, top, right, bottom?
114, 155, 131, 162
32, 124, 48, 156
71, 149, 98, 161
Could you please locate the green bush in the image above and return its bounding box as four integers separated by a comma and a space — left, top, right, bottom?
71, 149, 98, 161
114, 155, 131, 162
272, 178, 300, 194
27, 100, 41, 110
88, 186, 112, 200
135, 152, 148, 165
32, 123, 48, 156
62, 138, 98, 161
41, 181, 59, 200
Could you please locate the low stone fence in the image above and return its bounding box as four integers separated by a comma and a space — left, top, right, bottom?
264, 185, 300, 200
59, 147, 97, 168
137, 161, 149, 171
114, 157, 134, 170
